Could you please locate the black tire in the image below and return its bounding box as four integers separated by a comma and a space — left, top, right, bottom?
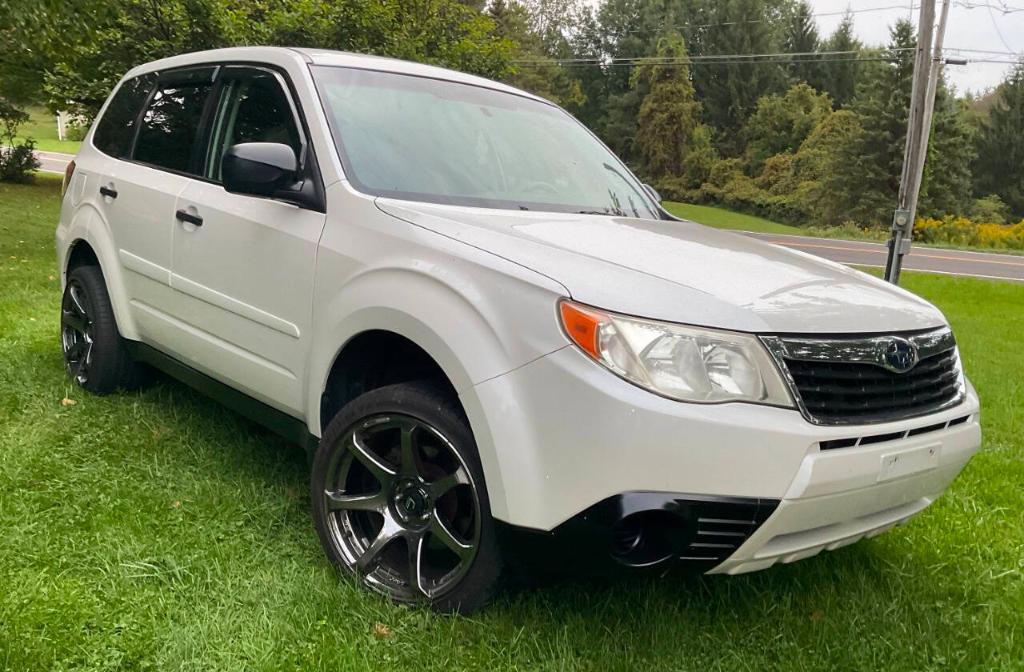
60, 265, 144, 395
311, 381, 504, 614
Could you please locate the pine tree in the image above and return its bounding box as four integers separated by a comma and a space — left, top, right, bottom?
972, 63, 1024, 218
820, 12, 861, 108
784, 1, 823, 90
834, 20, 917, 226
632, 32, 703, 182
693, 0, 789, 153
833, 20, 976, 226
919, 82, 976, 219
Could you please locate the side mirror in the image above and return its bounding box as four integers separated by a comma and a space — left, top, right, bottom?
222, 142, 298, 197
643, 183, 662, 204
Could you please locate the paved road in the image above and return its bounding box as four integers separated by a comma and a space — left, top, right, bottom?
33, 149, 76, 175
746, 232, 1024, 283
23, 149, 1024, 283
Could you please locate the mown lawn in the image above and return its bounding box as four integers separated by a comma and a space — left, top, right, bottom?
662, 201, 805, 235
12, 107, 82, 155
2, 176, 1022, 671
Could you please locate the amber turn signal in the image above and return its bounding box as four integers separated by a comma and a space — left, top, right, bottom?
558, 300, 608, 360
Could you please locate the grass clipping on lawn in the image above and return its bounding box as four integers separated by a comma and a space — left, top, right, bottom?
1, 175, 1022, 671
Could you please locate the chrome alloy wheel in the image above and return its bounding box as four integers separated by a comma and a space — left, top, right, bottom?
61, 278, 94, 385
322, 414, 481, 602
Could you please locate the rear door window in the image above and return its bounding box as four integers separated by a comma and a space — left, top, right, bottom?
92, 74, 156, 158
133, 78, 215, 174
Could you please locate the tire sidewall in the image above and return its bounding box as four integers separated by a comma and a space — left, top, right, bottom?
63, 265, 133, 394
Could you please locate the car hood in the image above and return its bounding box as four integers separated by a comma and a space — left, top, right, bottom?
376, 199, 947, 334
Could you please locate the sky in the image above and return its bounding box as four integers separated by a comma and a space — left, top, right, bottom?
809, 1, 1024, 94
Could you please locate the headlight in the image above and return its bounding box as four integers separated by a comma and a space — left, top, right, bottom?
559, 300, 793, 407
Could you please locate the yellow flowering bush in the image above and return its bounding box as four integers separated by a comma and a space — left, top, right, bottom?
914, 216, 1024, 250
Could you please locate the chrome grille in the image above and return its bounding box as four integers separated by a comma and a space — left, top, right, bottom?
762, 327, 966, 425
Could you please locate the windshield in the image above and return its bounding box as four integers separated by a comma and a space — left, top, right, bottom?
311, 66, 659, 219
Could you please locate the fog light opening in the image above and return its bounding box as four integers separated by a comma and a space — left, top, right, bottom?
610, 511, 684, 568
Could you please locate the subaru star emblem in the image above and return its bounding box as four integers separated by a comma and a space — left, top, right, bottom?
882, 337, 919, 373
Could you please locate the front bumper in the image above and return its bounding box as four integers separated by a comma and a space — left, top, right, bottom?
471, 345, 981, 573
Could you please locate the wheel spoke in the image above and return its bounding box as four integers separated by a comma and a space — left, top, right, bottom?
65, 339, 87, 362
430, 511, 474, 560
68, 284, 88, 318
398, 423, 423, 478
406, 531, 429, 598
348, 431, 396, 485
356, 518, 402, 573
61, 309, 88, 334
72, 342, 92, 381
325, 489, 386, 512
428, 466, 470, 500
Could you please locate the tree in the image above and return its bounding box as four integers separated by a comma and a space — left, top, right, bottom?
791, 108, 861, 224
820, 11, 861, 108
784, 1, 823, 90
919, 84, 976, 219
632, 32, 703, 182
689, 0, 791, 154
743, 82, 831, 170
488, 0, 585, 110
830, 20, 975, 226
832, 21, 917, 226
972, 63, 1024, 218
12, 0, 516, 121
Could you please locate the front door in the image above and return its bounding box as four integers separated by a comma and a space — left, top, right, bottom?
168, 66, 326, 417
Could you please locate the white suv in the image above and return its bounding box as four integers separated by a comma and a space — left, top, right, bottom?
56, 47, 981, 613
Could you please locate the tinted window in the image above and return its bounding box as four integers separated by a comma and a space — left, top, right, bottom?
93, 74, 155, 158
206, 71, 302, 181
133, 82, 214, 173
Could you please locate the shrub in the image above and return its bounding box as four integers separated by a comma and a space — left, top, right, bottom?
0, 140, 40, 183
968, 194, 1012, 225
914, 216, 1024, 250
0, 98, 40, 183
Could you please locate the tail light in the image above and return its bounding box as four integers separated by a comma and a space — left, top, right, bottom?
62, 160, 76, 196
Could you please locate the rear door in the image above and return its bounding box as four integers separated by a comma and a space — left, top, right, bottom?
167, 66, 327, 416
94, 67, 218, 346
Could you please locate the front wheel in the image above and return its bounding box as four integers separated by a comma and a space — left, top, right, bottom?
311, 382, 504, 614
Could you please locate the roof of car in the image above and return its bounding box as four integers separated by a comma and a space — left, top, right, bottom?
123, 46, 544, 103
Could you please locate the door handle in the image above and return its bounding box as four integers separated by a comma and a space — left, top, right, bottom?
175, 209, 203, 227
99, 186, 118, 199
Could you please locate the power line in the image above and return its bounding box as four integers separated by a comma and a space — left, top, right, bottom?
512, 48, 917, 67
985, 3, 1020, 53
955, 1, 1024, 11
513, 48, 914, 64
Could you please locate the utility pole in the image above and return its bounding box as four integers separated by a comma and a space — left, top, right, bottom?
884, 0, 951, 284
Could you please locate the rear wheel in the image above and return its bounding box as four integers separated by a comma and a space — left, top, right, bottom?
60, 265, 143, 394
311, 382, 503, 614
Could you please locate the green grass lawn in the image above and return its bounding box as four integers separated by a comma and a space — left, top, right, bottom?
12, 106, 82, 155
662, 201, 805, 235
2, 177, 1023, 671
